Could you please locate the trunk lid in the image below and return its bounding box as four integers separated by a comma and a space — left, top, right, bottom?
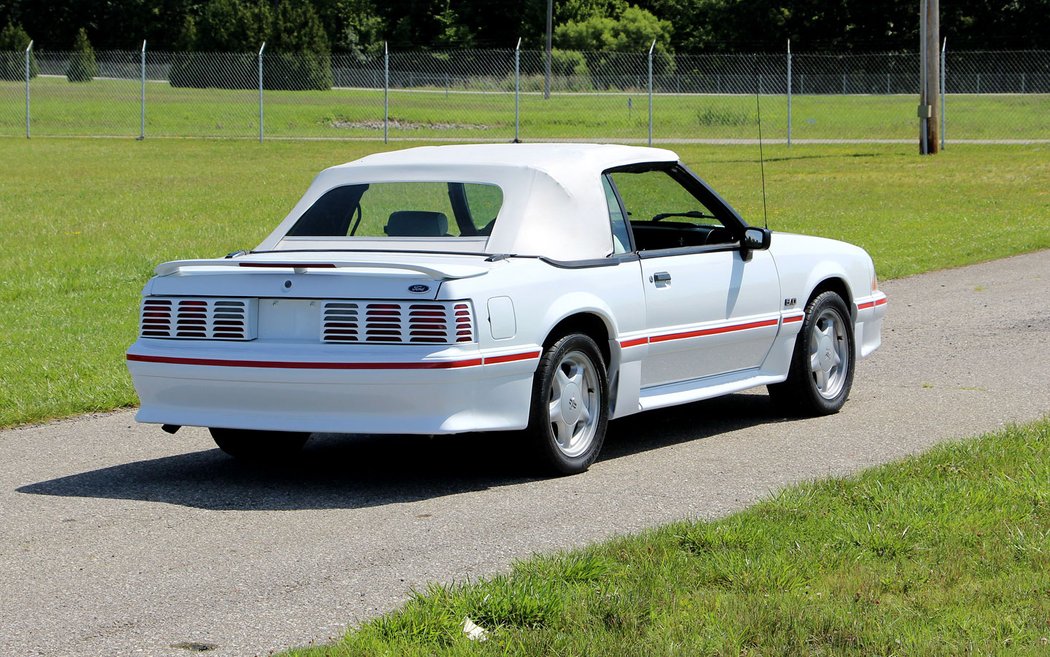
147, 251, 492, 300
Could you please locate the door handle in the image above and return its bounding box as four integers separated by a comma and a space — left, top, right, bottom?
652, 271, 672, 283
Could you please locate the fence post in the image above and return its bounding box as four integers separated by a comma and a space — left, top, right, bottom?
786, 40, 792, 147
383, 42, 389, 144
140, 40, 146, 140
544, 0, 552, 99
258, 42, 265, 142
939, 38, 946, 150
647, 40, 655, 146
25, 40, 32, 139
514, 38, 521, 143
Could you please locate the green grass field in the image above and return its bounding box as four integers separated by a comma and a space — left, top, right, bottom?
1, 76, 1048, 141
278, 419, 1050, 656
0, 139, 1047, 428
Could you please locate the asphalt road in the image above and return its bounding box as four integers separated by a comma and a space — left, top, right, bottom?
2, 251, 1049, 657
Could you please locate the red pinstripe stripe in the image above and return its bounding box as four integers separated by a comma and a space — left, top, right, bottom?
622, 316, 797, 348
649, 318, 779, 344
858, 295, 888, 311
484, 351, 541, 365
619, 337, 649, 348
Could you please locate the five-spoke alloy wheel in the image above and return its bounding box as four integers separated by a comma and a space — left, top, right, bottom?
769, 291, 856, 416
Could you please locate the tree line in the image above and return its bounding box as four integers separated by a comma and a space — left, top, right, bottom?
1, 0, 1047, 56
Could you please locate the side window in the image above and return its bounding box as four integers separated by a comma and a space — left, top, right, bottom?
608, 169, 735, 252
602, 175, 631, 254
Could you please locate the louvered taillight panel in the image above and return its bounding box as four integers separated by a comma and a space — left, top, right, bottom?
322, 300, 475, 345
141, 297, 474, 345
140, 297, 257, 340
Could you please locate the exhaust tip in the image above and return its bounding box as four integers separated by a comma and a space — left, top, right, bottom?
161, 424, 181, 434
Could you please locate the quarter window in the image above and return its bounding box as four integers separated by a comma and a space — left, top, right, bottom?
602, 175, 631, 254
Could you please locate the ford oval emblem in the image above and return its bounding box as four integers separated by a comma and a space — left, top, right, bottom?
408, 284, 430, 293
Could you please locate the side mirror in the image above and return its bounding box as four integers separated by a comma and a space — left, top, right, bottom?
740, 227, 771, 261
743, 227, 772, 250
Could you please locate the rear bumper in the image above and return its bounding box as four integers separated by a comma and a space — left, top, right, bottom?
126, 340, 540, 434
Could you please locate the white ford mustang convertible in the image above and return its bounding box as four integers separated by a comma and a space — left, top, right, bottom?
127, 144, 886, 474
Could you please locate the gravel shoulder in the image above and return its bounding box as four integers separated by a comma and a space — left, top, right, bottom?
2, 250, 1048, 657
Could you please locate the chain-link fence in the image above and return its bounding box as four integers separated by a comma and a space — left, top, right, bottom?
1, 45, 1047, 143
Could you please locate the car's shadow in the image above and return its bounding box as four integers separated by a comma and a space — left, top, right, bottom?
18, 393, 791, 511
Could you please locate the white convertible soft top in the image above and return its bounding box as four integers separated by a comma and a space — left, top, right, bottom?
258, 143, 679, 261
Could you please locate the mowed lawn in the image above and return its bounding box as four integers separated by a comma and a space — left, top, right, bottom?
1, 76, 1048, 141
0, 138, 1047, 427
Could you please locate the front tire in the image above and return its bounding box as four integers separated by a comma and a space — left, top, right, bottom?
526, 334, 609, 475
769, 291, 855, 416
209, 428, 310, 462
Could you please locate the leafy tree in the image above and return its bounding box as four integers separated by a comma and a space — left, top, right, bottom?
555, 5, 674, 87
66, 27, 98, 82
266, 0, 333, 90
434, 2, 474, 48
0, 21, 35, 80
172, 13, 198, 52
313, 0, 384, 57
2, 0, 1049, 53
171, 0, 333, 90
170, 0, 269, 88
195, 0, 271, 52
557, 0, 629, 25
555, 4, 671, 52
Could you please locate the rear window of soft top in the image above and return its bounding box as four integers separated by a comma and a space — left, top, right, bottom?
285, 181, 503, 239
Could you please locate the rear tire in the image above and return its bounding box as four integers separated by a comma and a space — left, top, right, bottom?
526, 333, 609, 475
768, 291, 855, 416
209, 428, 309, 462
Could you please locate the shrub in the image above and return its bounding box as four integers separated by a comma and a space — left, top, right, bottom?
0, 22, 37, 81
169, 51, 257, 89
66, 28, 99, 82
552, 49, 590, 77
264, 51, 332, 90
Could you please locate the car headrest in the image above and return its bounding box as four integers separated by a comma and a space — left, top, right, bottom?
384, 211, 449, 237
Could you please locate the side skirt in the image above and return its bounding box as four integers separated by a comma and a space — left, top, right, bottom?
636, 368, 787, 413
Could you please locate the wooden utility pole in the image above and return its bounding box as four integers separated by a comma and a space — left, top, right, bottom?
919, 0, 940, 154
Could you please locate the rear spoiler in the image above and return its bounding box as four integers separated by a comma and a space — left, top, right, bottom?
153, 259, 488, 280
